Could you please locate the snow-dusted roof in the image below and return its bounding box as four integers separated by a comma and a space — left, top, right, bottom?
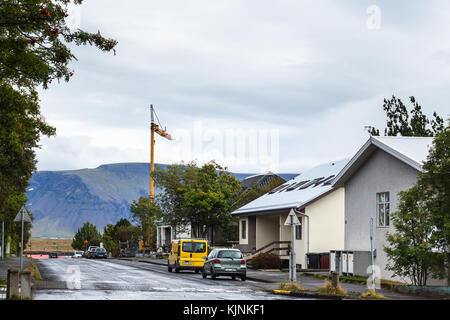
232, 159, 349, 216
332, 136, 433, 187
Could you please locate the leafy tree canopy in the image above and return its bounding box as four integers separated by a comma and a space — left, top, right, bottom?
368, 95, 444, 136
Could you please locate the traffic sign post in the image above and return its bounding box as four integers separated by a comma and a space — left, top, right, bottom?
284, 209, 301, 283
14, 206, 32, 271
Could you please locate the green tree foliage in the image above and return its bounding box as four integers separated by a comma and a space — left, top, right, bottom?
130, 197, 161, 248
71, 221, 102, 250
417, 123, 450, 283
384, 186, 445, 286
101, 218, 140, 255
385, 123, 450, 285
0, 0, 117, 91
368, 95, 444, 136
182, 161, 241, 244
153, 161, 242, 244
1, 0, 116, 248
153, 162, 199, 234
0, 85, 52, 251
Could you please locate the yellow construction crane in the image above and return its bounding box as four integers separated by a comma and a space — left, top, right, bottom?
148, 105, 174, 246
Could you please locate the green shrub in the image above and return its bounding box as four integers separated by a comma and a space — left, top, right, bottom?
250, 253, 282, 270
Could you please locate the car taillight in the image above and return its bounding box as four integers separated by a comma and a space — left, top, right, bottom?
241, 260, 246, 264
213, 259, 221, 264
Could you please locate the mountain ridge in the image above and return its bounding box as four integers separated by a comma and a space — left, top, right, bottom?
26, 162, 297, 238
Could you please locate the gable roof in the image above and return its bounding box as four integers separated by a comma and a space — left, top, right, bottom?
232, 159, 349, 216
332, 136, 433, 187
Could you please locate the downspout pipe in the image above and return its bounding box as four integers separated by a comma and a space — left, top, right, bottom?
294, 208, 310, 254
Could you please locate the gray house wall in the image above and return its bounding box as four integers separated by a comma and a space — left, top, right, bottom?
345, 148, 419, 282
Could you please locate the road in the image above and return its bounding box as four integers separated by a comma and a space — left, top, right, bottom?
34, 258, 299, 300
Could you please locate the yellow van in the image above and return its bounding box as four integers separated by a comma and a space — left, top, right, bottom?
168, 239, 208, 273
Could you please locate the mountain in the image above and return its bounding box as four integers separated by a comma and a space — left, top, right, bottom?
26, 163, 297, 238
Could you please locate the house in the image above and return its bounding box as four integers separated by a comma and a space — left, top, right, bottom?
156, 172, 288, 249
231, 159, 349, 269
332, 135, 447, 285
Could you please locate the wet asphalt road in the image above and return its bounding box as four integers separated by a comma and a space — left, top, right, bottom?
34, 258, 298, 300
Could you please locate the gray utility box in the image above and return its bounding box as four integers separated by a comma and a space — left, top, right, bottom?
329, 250, 372, 277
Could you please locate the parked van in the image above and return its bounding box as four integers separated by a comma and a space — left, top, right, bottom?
168, 239, 208, 273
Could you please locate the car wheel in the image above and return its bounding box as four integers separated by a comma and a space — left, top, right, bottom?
202, 268, 207, 279
241, 276, 246, 281
211, 267, 217, 280
175, 263, 180, 273
195, 269, 200, 274
232, 276, 236, 280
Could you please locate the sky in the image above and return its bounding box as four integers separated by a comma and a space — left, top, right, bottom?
35, 0, 450, 174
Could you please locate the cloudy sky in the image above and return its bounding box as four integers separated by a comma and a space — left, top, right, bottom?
35, 0, 450, 174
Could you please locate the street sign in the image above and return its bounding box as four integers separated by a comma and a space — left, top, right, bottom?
14, 206, 32, 223
284, 209, 301, 226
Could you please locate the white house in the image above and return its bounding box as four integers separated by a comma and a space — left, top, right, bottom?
332, 136, 447, 285
232, 159, 349, 269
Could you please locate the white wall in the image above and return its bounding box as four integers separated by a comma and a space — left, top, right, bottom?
305, 187, 345, 253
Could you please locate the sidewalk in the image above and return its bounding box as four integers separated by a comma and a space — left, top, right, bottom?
126, 257, 434, 300
0, 257, 32, 281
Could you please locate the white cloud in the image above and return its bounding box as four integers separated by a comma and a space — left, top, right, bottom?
35, 0, 450, 173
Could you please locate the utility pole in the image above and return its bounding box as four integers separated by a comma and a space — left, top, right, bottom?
1, 220, 4, 260
369, 217, 376, 291
284, 209, 300, 283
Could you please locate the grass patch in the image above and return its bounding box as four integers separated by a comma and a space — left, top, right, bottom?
360, 290, 388, 299
316, 280, 348, 296
279, 281, 308, 291
25, 259, 42, 281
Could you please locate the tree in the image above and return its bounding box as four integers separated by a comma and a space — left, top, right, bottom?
384, 186, 445, 286
182, 161, 241, 244
153, 161, 242, 245
153, 162, 199, 234
72, 221, 101, 250
1, 0, 116, 247
130, 197, 161, 248
0, 0, 117, 92
384, 122, 450, 285
417, 123, 450, 284
368, 95, 444, 136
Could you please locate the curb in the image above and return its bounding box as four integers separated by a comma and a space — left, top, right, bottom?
273, 289, 345, 300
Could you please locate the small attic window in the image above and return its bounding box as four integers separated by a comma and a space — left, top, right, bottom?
298, 177, 324, 190
285, 180, 309, 191
322, 175, 335, 186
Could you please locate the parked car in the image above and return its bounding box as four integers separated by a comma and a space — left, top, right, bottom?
73, 251, 84, 259
202, 248, 246, 281
48, 252, 58, 258
86, 246, 99, 259
168, 239, 208, 273
92, 247, 107, 259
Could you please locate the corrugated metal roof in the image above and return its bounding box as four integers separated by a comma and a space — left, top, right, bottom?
232, 159, 349, 215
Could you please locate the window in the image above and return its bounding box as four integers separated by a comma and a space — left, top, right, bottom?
377, 192, 390, 227
182, 242, 206, 253
218, 250, 243, 259
241, 220, 247, 240
295, 223, 302, 240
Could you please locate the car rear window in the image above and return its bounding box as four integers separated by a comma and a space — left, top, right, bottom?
217, 250, 242, 259
182, 242, 206, 253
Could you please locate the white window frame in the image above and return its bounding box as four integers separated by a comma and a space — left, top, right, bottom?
376, 192, 390, 227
